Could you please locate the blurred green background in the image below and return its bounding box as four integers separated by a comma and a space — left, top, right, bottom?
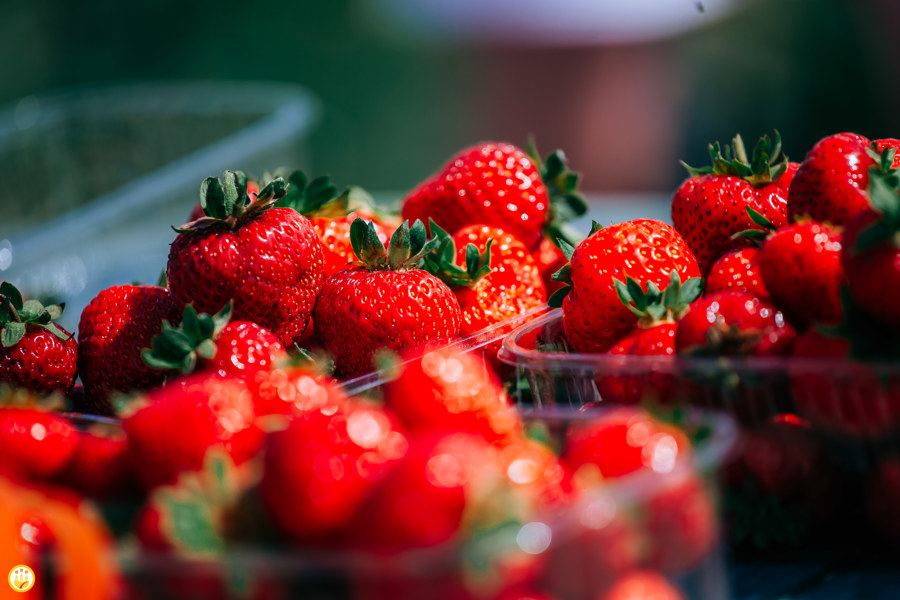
2, 0, 898, 195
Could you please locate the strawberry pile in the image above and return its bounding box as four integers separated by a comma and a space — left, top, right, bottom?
0, 138, 730, 597
532, 130, 900, 550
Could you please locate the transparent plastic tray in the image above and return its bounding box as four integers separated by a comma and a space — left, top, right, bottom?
0, 81, 318, 332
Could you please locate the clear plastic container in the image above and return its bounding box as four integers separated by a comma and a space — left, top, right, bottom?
497, 308, 900, 551
0, 81, 319, 332
111, 407, 737, 600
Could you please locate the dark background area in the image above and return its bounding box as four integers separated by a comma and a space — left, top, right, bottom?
1, 0, 898, 195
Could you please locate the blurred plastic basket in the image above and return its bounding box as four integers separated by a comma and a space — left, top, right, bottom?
0, 81, 319, 332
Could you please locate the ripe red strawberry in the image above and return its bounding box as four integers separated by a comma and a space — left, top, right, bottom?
249, 362, 347, 417
551, 219, 700, 354
123, 372, 264, 490
343, 431, 487, 552
563, 407, 689, 480
596, 272, 703, 405
77, 284, 180, 413
141, 302, 286, 380
598, 572, 684, 600
0, 282, 77, 396
54, 424, 136, 500
787, 132, 877, 225
273, 169, 395, 277
841, 150, 900, 327
705, 247, 769, 300
313, 219, 462, 379
671, 132, 795, 275
402, 142, 585, 251
533, 236, 569, 296
166, 172, 325, 348
424, 223, 547, 337
0, 401, 78, 481
260, 399, 408, 542
383, 347, 521, 442
675, 291, 796, 356
757, 219, 845, 326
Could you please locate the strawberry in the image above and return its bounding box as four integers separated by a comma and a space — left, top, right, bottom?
0, 404, 78, 481
259, 399, 408, 542
671, 132, 795, 275
123, 372, 265, 490
141, 302, 286, 380
343, 431, 485, 552
313, 219, 461, 379
705, 247, 769, 300
787, 132, 877, 225
77, 284, 180, 413
598, 571, 684, 600
790, 314, 900, 439
550, 219, 700, 354
54, 424, 136, 500
841, 148, 900, 327
187, 180, 259, 223
675, 291, 796, 356
423, 223, 547, 337
249, 362, 347, 417
383, 346, 521, 442
533, 236, 569, 296
595, 272, 703, 405
402, 141, 586, 251
0, 282, 77, 396
166, 172, 325, 349
562, 407, 689, 480
757, 219, 845, 327
273, 169, 395, 277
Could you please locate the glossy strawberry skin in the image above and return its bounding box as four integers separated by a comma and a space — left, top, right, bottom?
0, 326, 77, 396
452, 225, 547, 336
383, 347, 521, 442
787, 132, 874, 225
561, 219, 700, 354
706, 247, 769, 300
311, 210, 390, 277
671, 163, 795, 275
757, 220, 845, 327
55, 428, 136, 500
313, 266, 461, 379
260, 400, 408, 542
204, 321, 286, 378
402, 143, 549, 250
0, 408, 78, 481
842, 208, 900, 328
123, 373, 264, 490
596, 323, 678, 406
675, 291, 795, 356
167, 207, 325, 349
77, 285, 180, 413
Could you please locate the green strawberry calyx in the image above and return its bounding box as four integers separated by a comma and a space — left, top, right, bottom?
849, 147, 900, 255
350, 218, 439, 271
682, 131, 789, 187
0, 281, 70, 347
141, 302, 233, 374
730, 206, 778, 244
613, 270, 703, 327
421, 220, 493, 288
527, 137, 588, 248
175, 171, 288, 233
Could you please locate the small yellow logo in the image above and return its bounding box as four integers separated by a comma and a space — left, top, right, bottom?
7, 565, 34, 593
